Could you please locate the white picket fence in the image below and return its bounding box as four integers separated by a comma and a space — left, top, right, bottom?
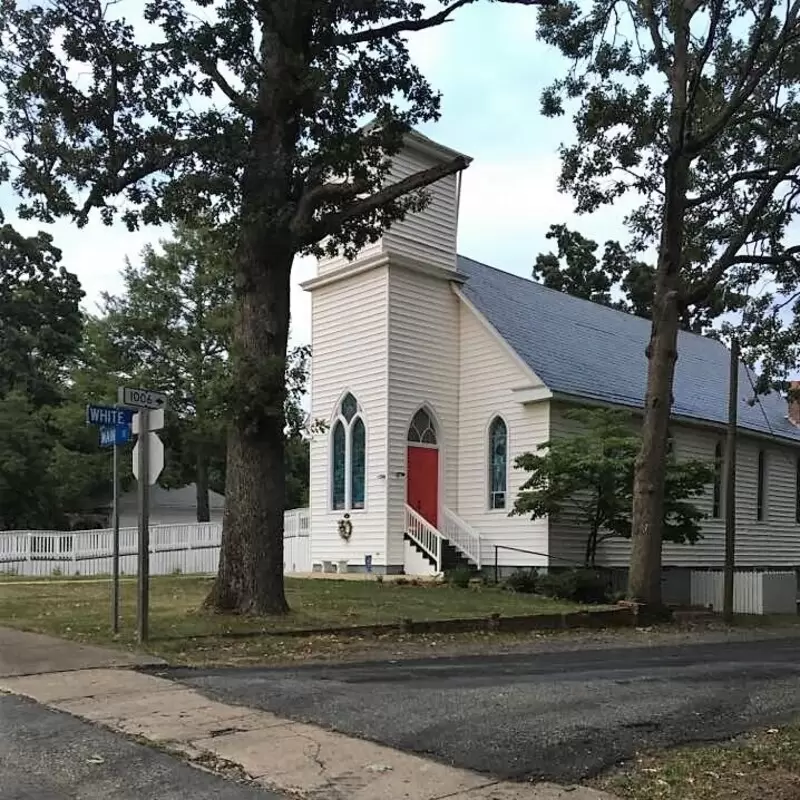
0, 508, 311, 577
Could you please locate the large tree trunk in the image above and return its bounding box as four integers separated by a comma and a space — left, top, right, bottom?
206, 241, 292, 614
627, 154, 688, 605
195, 451, 210, 523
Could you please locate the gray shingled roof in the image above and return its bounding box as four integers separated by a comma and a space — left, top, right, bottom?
457, 255, 800, 445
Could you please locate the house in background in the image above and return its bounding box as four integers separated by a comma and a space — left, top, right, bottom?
117, 483, 225, 528
302, 129, 800, 590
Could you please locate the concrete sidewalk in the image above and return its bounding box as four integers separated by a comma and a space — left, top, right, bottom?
0, 628, 618, 800
0, 626, 164, 677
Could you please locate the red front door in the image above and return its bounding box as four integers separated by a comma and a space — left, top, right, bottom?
407, 446, 439, 527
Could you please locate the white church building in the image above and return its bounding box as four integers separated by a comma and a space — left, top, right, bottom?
301, 130, 800, 581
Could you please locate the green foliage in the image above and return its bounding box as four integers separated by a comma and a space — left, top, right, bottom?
534, 224, 746, 335
445, 565, 473, 589
0, 224, 83, 404
538, 568, 609, 605
504, 569, 538, 594
513, 409, 714, 566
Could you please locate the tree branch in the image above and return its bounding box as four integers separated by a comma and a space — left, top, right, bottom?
198, 57, 254, 116
637, 0, 670, 75
728, 244, 800, 267
290, 178, 371, 236
685, 0, 724, 120
687, 0, 798, 155
336, 0, 556, 46
686, 167, 786, 209
685, 150, 800, 304
302, 155, 470, 246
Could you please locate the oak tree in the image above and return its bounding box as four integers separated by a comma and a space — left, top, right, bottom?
0, 0, 552, 612
539, 0, 800, 604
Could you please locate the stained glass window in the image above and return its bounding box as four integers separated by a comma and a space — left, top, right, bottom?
331, 393, 366, 511
341, 392, 358, 423
351, 417, 366, 509
489, 417, 507, 510
332, 421, 346, 510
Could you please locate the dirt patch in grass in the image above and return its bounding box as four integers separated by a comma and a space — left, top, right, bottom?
594, 725, 800, 800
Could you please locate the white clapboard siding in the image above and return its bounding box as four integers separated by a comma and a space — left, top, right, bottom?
381, 147, 459, 270
456, 301, 551, 568
385, 267, 461, 566
0, 511, 312, 577
317, 139, 460, 275
308, 266, 390, 569
548, 401, 800, 569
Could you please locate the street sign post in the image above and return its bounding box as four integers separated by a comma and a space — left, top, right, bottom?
119, 386, 167, 645
118, 386, 167, 410
136, 408, 151, 643
86, 404, 134, 634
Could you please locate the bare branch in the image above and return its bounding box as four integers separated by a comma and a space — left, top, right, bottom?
302, 155, 470, 246
685, 149, 800, 304
336, 0, 556, 46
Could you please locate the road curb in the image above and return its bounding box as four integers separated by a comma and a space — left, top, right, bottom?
155, 606, 637, 642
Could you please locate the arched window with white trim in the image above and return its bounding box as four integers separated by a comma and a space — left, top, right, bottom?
331, 392, 366, 510
489, 416, 508, 509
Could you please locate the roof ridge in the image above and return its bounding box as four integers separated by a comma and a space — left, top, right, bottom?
455, 253, 728, 354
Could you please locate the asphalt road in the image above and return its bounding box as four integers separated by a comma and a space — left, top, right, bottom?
0, 694, 285, 800
167, 636, 800, 782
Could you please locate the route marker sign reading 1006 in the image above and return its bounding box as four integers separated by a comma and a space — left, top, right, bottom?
118, 386, 167, 410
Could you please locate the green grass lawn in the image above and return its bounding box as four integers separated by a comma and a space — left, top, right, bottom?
0, 575, 585, 665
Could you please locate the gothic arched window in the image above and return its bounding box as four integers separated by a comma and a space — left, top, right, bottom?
331, 393, 366, 510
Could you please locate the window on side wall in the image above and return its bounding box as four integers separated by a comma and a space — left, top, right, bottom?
489, 416, 508, 510
757, 449, 766, 521
330, 392, 366, 511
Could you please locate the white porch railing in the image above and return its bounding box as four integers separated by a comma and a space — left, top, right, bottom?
404, 504, 442, 573
442, 507, 482, 569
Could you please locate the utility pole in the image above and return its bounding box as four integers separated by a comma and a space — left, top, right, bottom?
722, 337, 739, 623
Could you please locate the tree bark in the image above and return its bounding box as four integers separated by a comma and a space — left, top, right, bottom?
627, 155, 688, 605
195, 452, 210, 523
206, 242, 292, 614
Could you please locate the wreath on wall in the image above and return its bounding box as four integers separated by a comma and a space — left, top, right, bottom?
338, 513, 353, 541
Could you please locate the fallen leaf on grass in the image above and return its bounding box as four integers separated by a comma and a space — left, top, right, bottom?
86, 756, 105, 765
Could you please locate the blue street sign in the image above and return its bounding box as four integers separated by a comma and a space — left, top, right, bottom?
99, 424, 132, 448
86, 405, 135, 427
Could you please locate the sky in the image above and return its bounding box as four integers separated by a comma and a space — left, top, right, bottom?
1, 2, 639, 351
